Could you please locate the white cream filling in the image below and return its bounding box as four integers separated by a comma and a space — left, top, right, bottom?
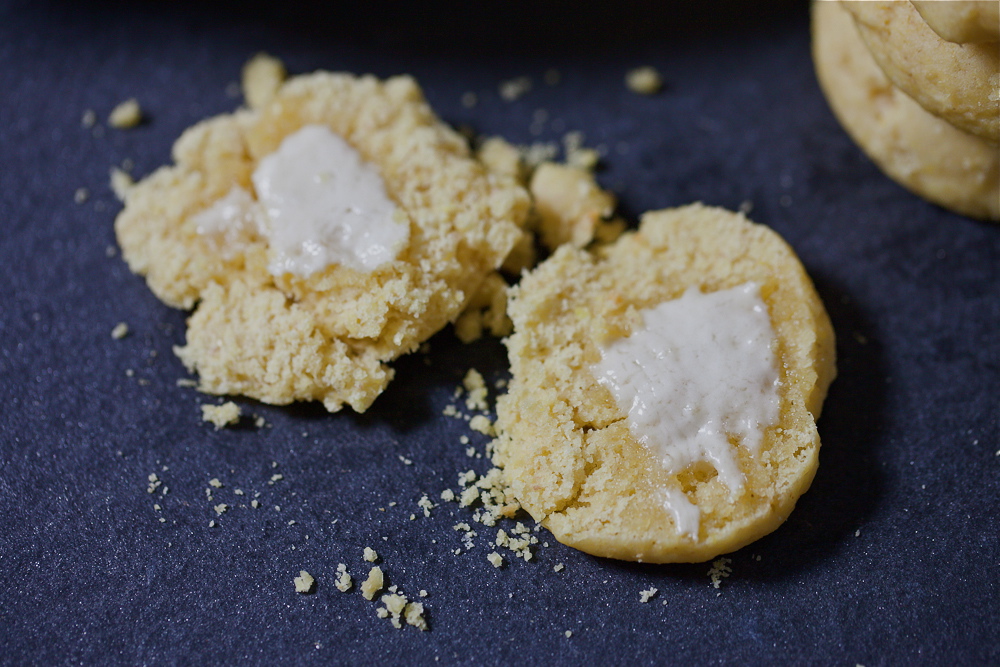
592, 282, 781, 538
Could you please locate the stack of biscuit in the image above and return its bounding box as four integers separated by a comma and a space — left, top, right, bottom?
812, 0, 999, 220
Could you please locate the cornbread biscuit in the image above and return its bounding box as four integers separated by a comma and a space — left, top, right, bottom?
910, 0, 999, 44
116, 72, 529, 412
813, 0, 1000, 220
842, 0, 999, 145
493, 204, 836, 563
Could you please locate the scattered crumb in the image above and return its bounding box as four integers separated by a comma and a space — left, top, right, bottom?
440, 489, 455, 502
234, 489, 244, 496
81, 109, 96, 128
499, 76, 532, 101
625, 66, 663, 95
111, 322, 129, 340
109, 167, 133, 202
201, 402, 241, 430
241, 52, 286, 110
708, 557, 733, 589
361, 566, 384, 600
208, 478, 223, 489
335, 563, 353, 592
469, 415, 495, 437
855, 529, 861, 537
417, 494, 436, 517
251, 500, 260, 509
461, 92, 478, 109
74, 187, 89, 204
399, 455, 413, 466
486, 552, 503, 568
176, 378, 198, 387
553, 563, 564, 573
269, 473, 283, 483
294, 570, 315, 594
108, 98, 142, 129
363, 547, 379, 563
213, 503, 228, 515
639, 587, 658, 603
146, 473, 161, 494
565, 630, 573, 638
419, 590, 428, 598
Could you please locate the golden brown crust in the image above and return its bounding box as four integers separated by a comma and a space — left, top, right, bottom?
116, 72, 529, 412
494, 204, 836, 563
813, 0, 1000, 220
842, 0, 999, 145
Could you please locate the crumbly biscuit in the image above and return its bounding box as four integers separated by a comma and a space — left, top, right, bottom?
493, 204, 836, 563
116, 72, 529, 412
813, 0, 1000, 220
910, 0, 999, 44
842, 0, 999, 145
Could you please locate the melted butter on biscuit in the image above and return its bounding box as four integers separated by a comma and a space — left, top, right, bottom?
251, 124, 409, 276
592, 282, 780, 537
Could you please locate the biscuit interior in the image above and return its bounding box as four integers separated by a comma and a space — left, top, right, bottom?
115, 72, 529, 412
494, 204, 836, 563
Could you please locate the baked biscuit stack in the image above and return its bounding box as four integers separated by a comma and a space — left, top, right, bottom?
812, 0, 999, 220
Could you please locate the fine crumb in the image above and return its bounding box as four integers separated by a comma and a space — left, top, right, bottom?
488, 552, 503, 568
294, 570, 315, 594
625, 66, 663, 95
74, 187, 89, 204
399, 455, 413, 466
176, 378, 198, 387
81, 109, 97, 128
419, 590, 428, 598
361, 566, 384, 600
417, 494, 436, 517
363, 547, 379, 563
565, 630, 573, 638
499, 76, 532, 102
639, 587, 658, 603
553, 563, 564, 573
109, 167, 134, 202
335, 563, 353, 592
108, 98, 142, 129
241, 52, 287, 110
209, 478, 223, 489
440, 489, 455, 502
251, 499, 260, 509
111, 322, 129, 340
404, 601, 428, 631
213, 503, 228, 515
208, 520, 216, 528
201, 402, 241, 430
234, 489, 244, 496
462, 369, 489, 411
708, 557, 733, 589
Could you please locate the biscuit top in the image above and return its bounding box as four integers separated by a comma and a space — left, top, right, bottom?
592, 282, 780, 535
251, 124, 408, 276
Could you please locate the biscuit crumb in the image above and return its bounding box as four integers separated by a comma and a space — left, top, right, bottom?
213, 503, 228, 515
208, 478, 223, 488
363, 547, 379, 563
294, 570, 315, 594
108, 98, 142, 129
708, 558, 733, 589
487, 552, 503, 568
111, 322, 129, 340
499, 76, 532, 101
201, 402, 241, 430
109, 167, 133, 202
625, 66, 663, 95
639, 587, 658, 603
469, 415, 495, 437
176, 378, 197, 387
241, 52, 287, 110
398, 455, 413, 466
564, 630, 573, 638
361, 566, 384, 600
404, 601, 428, 631
417, 494, 436, 517
553, 563, 564, 573
81, 109, 97, 128
74, 187, 89, 204
335, 563, 352, 592
208, 520, 215, 528
251, 499, 260, 509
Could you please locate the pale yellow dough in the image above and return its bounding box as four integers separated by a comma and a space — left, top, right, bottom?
910, 0, 999, 44
813, 0, 1000, 220
842, 0, 999, 145
116, 72, 529, 412
493, 204, 836, 563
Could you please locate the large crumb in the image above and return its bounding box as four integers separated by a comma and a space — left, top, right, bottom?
201, 401, 241, 429
108, 98, 143, 129
361, 566, 384, 600
293, 570, 315, 594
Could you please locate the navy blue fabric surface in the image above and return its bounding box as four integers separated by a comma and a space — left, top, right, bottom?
1, 1, 997, 664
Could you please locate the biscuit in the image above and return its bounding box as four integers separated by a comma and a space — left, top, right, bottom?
910, 0, 1000, 44
813, 0, 1000, 220
842, 0, 999, 145
116, 72, 529, 412
493, 204, 836, 563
